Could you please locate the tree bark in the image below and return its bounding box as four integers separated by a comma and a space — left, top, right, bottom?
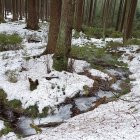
123, 0, 138, 41
0, 0, 4, 22
75, 0, 84, 32
43, 0, 62, 54
12, 0, 18, 21
27, 0, 39, 30
19, 0, 23, 20
53, 0, 74, 71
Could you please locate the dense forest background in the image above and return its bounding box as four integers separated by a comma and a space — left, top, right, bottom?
0, 0, 139, 40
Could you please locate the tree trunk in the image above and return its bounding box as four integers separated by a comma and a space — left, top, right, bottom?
116, 0, 123, 31
88, 0, 94, 26
123, 0, 138, 41
27, 0, 39, 30
119, 0, 127, 32
0, 0, 4, 22
19, 0, 23, 20
43, 0, 62, 55
12, 0, 18, 21
75, 0, 84, 32
53, 0, 74, 71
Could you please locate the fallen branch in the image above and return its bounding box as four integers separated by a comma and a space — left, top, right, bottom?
111, 91, 140, 103
45, 77, 59, 80
37, 121, 63, 128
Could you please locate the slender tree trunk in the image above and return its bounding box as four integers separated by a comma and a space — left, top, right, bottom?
120, 0, 127, 32
116, 0, 123, 31
0, 0, 4, 22
19, 0, 23, 20
4, 0, 7, 19
45, 0, 48, 21
25, 0, 28, 22
102, 0, 110, 40
12, 0, 18, 21
36, 0, 39, 23
40, 0, 44, 22
75, 0, 84, 31
111, 0, 116, 26
92, 0, 97, 25
88, 0, 94, 26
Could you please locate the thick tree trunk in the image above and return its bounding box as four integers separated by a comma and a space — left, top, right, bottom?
53, 0, 74, 71
43, 0, 62, 54
123, 0, 138, 41
27, 0, 39, 30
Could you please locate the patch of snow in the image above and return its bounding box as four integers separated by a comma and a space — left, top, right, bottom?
18, 117, 37, 136
0, 120, 5, 130
75, 97, 97, 111
69, 59, 90, 73
1, 132, 18, 140
106, 69, 123, 78
96, 90, 118, 98
111, 80, 121, 91
72, 35, 123, 48
89, 69, 112, 80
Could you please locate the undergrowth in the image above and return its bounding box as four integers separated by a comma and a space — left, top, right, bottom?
71, 45, 128, 71
0, 33, 22, 52
82, 26, 123, 39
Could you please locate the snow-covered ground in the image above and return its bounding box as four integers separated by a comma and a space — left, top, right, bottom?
0, 121, 5, 131
1, 19, 140, 140
72, 31, 122, 48
0, 21, 114, 113
20, 46, 140, 140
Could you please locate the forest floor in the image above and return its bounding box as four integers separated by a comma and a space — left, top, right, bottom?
0, 17, 140, 140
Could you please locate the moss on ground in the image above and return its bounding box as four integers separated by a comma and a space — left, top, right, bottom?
71, 45, 128, 71
0, 89, 50, 118
82, 26, 123, 39
0, 122, 13, 137
0, 33, 22, 52
124, 38, 140, 45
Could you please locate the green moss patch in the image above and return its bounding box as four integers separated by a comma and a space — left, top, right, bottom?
71, 45, 128, 70
82, 26, 123, 39
25, 104, 39, 118
0, 33, 22, 52
0, 122, 13, 137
